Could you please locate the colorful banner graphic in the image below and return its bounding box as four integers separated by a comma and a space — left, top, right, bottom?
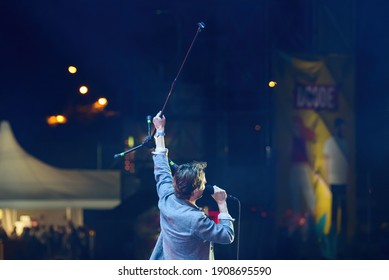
272, 52, 355, 255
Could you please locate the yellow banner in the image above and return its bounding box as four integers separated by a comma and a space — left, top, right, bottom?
272, 52, 355, 243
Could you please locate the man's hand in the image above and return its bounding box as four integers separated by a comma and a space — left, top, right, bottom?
153, 111, 166, 131
211, 185, 229, 214
211, 186, 227, 204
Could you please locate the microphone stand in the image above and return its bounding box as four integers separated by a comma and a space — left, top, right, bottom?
113, 116, 155, 158
114, 22, 205, 158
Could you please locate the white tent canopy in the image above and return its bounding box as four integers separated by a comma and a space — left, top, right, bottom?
0, 121, 120, 209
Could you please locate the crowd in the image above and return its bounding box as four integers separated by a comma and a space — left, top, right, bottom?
0, 221, 92, 260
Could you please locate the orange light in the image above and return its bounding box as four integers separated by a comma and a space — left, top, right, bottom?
93, 98, 108, 111
268, 81, 277, 88
47, 115, 67, 126
47, 116, 58, 126
97, 97, 108, 106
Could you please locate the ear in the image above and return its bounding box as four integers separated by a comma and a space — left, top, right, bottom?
189, 187, 202, 200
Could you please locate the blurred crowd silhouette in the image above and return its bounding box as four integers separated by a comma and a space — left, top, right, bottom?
0, 221, 92, 260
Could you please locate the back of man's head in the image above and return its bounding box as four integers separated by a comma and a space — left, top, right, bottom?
173, 161, 207, 199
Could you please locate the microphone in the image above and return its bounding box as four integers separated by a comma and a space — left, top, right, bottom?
204, 184, 238, 201
143, 115, 155, 149
197, 22, 206, 30
146, 115, 152, 137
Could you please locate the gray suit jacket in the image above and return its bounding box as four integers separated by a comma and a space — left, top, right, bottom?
150, 152, 234, 260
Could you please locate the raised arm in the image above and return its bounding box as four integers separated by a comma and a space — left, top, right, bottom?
152, 111, 173, 199
153, 111, 166, 152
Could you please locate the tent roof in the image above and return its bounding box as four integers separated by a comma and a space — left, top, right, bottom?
0, 121, 120, 209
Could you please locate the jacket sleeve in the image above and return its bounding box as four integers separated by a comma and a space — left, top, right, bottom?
153, 151, 174, 199
191, 211, 234, 244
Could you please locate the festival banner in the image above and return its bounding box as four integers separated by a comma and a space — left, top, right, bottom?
272, 52, 355, 258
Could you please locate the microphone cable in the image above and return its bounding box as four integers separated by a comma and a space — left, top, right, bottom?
230, 195, 241, 260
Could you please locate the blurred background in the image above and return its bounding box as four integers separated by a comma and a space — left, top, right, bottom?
0, 0, 388, 260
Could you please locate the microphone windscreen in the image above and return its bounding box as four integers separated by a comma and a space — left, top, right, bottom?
203, 184, 215, 196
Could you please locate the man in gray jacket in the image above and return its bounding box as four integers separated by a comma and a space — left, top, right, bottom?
150, 111, 234, 260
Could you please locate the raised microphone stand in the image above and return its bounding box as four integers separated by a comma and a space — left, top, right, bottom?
114, 22, 205, 159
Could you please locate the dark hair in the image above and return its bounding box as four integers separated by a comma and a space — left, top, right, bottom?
173, 161, 207, 199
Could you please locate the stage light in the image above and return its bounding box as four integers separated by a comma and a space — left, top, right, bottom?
79, 86, 88, 94
127, 136, 134, 148
47, 115, 67, 126
47, 116, 57, 126
93, 98, 108, 111
97, 97, 108, 106
56, 115, 67, 124
268, 81, 277, 88
68, 66, 77, 74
